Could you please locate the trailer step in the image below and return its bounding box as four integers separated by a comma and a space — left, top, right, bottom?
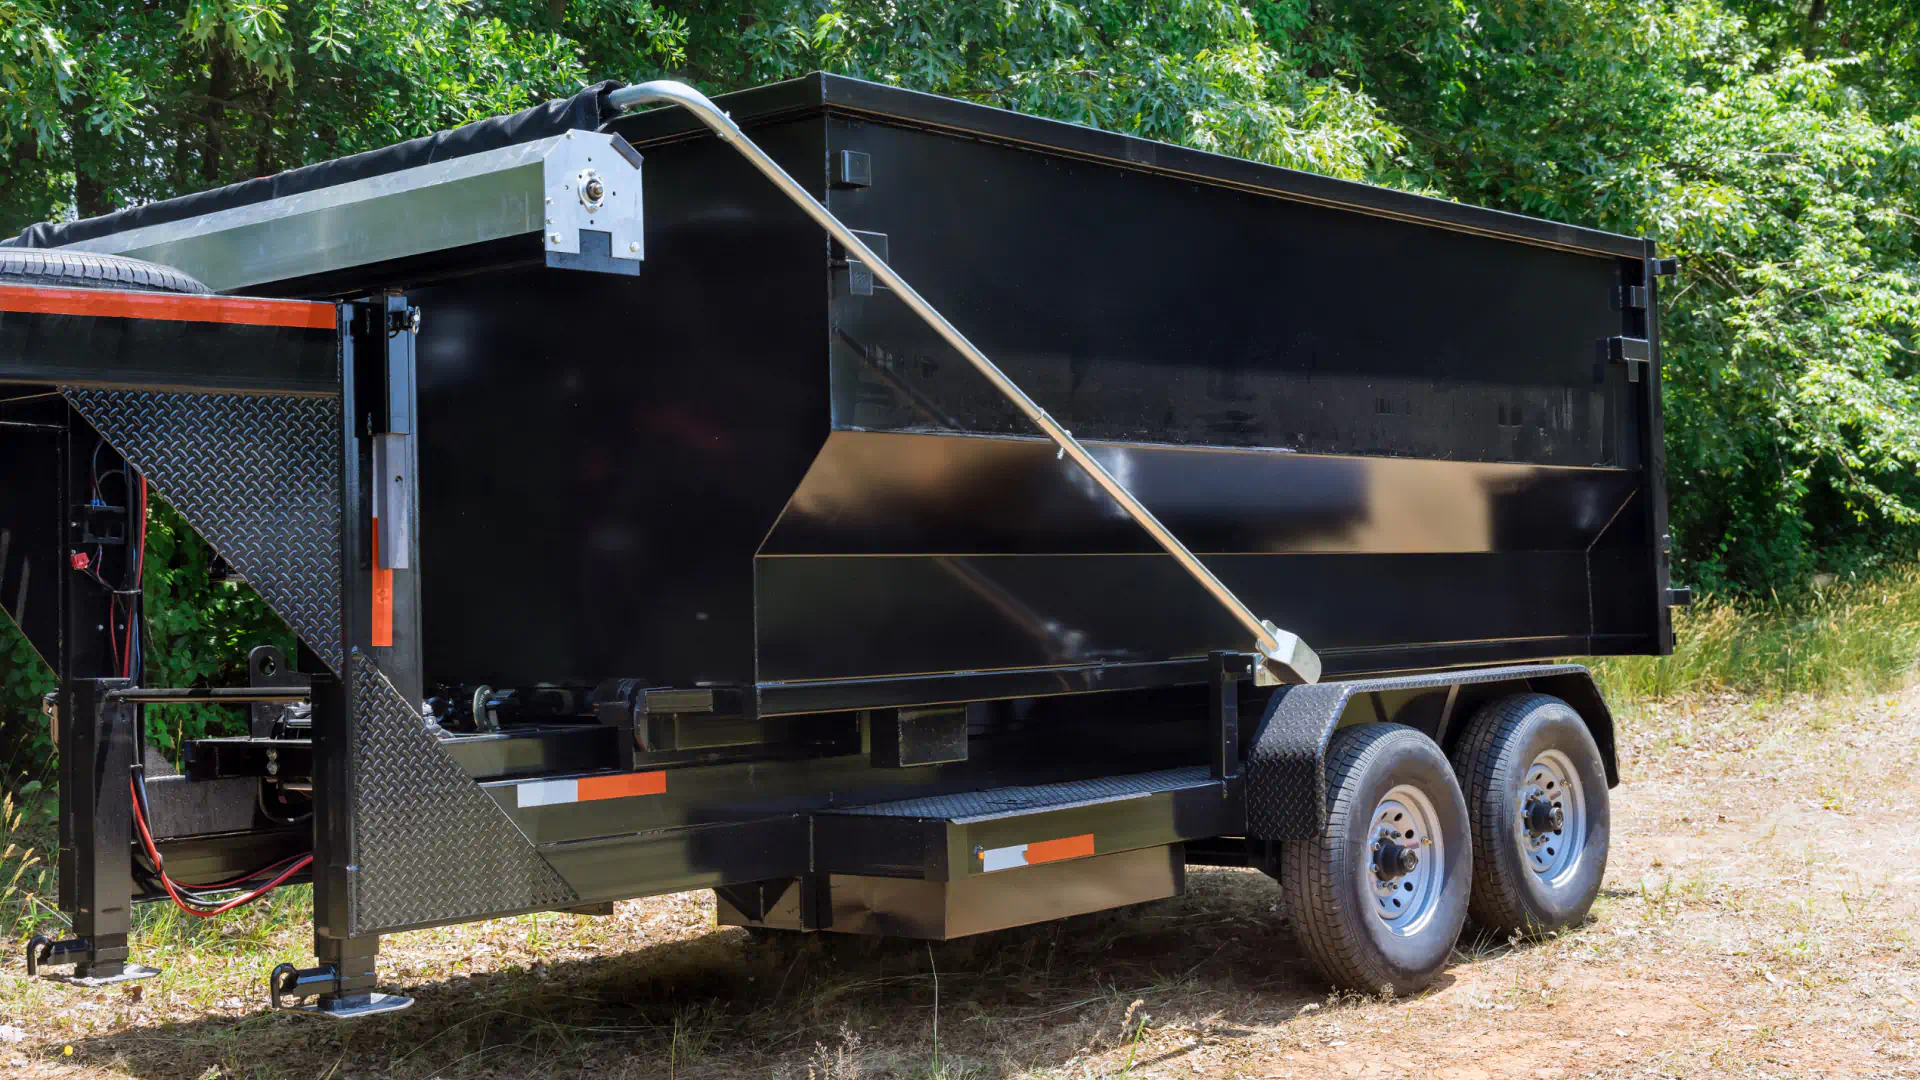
812, 766, 1228, 881
832, 765, 1211, 822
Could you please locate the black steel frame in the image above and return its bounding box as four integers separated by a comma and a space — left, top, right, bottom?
1, 73, 1670, 1003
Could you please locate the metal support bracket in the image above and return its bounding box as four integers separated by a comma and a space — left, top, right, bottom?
269, 961, 413, 1018
607, 80, 1321, 688
52, 679, 154, 984
1208, 652, 1249, 834
1608, 336, 1652, 383
25, 935, 158, 985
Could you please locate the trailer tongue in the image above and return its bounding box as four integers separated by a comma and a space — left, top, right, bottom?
2, 72, 1673, 1015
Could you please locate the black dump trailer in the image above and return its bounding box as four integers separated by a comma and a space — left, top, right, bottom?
1, 74, 1679, 1014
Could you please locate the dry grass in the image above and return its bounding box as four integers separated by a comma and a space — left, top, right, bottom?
1, 682, 1916, 1078
3, 575, 1918, 1078
1591, 563, 1920, 705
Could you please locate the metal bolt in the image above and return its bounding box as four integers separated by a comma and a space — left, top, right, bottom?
550, 233, 562, 244
628, 242, 640, 253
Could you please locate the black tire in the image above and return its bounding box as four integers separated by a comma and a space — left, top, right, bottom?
1450, 693, 1610, 937
1276, 723, 1471, 995
0, 247, 208, 294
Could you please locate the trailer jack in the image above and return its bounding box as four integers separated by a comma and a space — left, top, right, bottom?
24, 935, 158, 987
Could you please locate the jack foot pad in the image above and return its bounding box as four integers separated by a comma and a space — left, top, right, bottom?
25, 937, 159, 985
58, 964, 161, 988
270, 963, 412, 1018
285, 992, 413, 1019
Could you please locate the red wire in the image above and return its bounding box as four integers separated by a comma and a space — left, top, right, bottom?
168, 853, 309, 892
120, 488, 312, 917
130, 777, 312, 917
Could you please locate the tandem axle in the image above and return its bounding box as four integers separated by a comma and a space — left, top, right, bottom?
3, 70, 1670, 1013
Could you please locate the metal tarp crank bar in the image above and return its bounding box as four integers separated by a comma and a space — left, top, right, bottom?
606, 80, 1321, 686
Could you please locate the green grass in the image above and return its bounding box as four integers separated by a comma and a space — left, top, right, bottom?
3, 564, 1917, 987
1591, 562, 1920, 705
2, 788, 60, 942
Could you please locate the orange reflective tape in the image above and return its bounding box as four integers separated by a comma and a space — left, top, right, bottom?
1024, 834, 1095, 865
369, 518, 393, 648
577, 771, 667, 801
0, 284, 335, 330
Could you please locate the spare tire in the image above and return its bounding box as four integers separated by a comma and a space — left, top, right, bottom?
0, 248, 208, 294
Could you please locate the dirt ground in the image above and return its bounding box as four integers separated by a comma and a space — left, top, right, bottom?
3, 684, 1917, 1079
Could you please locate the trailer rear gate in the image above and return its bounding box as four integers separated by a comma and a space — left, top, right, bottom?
1, 73, 1674, 1013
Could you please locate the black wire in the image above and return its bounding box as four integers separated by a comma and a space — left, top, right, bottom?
132, 771, 312, 901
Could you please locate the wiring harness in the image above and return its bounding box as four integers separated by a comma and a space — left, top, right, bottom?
104, 465, 314, 916
131, 769, 311, 917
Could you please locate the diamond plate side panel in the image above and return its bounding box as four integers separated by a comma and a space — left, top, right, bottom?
64, 389, 345, 673
1245, 664, 1592, 841
349, 654, 577, 934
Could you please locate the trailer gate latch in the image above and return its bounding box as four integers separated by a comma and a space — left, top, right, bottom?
1607, 336, 1652, 382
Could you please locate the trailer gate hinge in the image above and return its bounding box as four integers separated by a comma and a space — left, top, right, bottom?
1607, 336, 1652, 383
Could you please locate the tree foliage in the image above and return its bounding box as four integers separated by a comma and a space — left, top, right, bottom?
1325, 0, 1920, 588
3, 0, 1920, 747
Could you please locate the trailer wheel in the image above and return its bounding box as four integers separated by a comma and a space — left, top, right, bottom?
1276, 723, 1471, 995
0, 248, 208, 294
1450, 694, 1609, 937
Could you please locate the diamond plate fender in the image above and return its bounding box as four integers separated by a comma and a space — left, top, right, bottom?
64, 389, 346, 673
347, 653, 577, 935
1244, 664, 1615, 842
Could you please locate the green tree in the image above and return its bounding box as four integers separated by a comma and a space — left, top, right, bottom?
1318, 0, 1920, 590
665, 0, 1410, 182
7, 0, 1920, 757
0, 0, 688, 227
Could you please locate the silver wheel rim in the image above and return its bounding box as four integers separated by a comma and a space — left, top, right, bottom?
1518, 749, 1586, 886
1366, 784, 1445, 935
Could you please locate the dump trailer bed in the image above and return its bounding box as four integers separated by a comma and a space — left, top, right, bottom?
1, 74, 1676, 1014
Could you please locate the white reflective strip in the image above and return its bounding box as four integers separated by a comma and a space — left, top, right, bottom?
979, 844, 1029, 873
516, 779, 579, 807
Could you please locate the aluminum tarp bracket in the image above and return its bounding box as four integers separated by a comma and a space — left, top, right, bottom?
59, 131, 644, 292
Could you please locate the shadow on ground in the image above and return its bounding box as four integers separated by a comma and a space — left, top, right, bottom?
51, 868, 1500, 1078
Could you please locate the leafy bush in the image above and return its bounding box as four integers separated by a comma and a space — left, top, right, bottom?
0, 497, 288, 783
